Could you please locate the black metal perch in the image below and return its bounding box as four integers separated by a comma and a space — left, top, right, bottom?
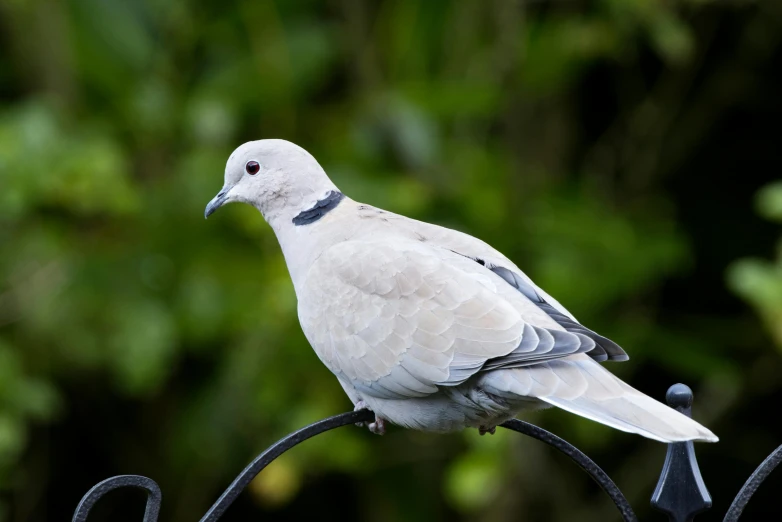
71, 384, 779, 522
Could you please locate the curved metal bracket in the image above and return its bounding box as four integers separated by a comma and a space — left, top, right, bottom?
500, 419, 637, 521
72, 474, 162, 522
199, 409, 375, 522
724, 443, 782, 521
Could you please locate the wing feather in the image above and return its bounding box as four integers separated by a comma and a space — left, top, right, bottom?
299, 240, 609, 399
384, 215, 629, 363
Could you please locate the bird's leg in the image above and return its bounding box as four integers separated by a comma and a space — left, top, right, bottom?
354, 400, 386, 435
479, 425, 496, 436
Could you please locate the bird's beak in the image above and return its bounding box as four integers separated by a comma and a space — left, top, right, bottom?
204, 187, 230, 218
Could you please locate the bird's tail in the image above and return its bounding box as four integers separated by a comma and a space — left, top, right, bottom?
485, 356, 718, 443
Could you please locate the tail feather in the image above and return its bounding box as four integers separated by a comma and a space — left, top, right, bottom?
483, 355, 718, 443
540, 389, 718, 443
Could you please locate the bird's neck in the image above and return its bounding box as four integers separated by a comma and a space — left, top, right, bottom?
261, 177, 339, 231
266, 192, 356, 295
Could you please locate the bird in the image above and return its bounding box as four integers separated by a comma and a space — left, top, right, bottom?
204, 139, 717, 443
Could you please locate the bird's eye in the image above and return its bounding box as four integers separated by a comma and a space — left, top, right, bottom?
245, 161, 260, 175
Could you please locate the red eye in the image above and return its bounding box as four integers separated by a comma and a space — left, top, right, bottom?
245, 161, 260, 175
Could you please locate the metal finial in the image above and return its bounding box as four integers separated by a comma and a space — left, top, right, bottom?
651, 383, 712, 522
666, 383, 694, 412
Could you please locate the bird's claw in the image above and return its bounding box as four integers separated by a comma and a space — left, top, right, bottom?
368, 417, 386, 435
479, 425, 496, 436
354, 400, 386, 435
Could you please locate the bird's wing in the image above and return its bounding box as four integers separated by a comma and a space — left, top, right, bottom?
298, 239, 601, 400
393, 217, 629, 362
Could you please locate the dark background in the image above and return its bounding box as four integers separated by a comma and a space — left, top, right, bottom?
2, 1, 782, 521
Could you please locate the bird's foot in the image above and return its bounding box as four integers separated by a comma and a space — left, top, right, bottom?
479, 425, 496, 436
369, 417, 386, 435
354, 401, 386, 435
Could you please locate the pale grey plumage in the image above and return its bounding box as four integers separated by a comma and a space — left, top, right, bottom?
205, 139, 718, 443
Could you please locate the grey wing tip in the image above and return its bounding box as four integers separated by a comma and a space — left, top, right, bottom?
571, 333, 607, 361
532, 301, 629, 363
570, 333, 631, 362
480, 263, 632, 363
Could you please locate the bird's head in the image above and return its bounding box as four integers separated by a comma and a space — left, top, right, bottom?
204, 139, 338, 225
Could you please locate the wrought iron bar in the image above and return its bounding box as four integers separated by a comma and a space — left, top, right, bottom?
724, 443, 782, 521
499, 419, 637, 522
72, 474, 162, 522
199, 409, 375, 522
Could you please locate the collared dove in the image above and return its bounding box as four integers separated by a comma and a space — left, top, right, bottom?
205, 139, 717, 443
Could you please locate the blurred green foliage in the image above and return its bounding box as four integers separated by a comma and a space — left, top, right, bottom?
1, 0, 782, 521
729, 182, 782, 349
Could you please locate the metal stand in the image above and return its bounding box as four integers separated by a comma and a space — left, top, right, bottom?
71, 384, 779, 522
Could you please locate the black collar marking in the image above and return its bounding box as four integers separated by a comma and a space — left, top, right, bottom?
292, 191, 345, 226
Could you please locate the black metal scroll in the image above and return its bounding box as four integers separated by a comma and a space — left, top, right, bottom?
72, 474, 162, 522
199, 409, 375, 522
724, 443, 782, 521
499, 419, 637, 521
70, 383, 781, 522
